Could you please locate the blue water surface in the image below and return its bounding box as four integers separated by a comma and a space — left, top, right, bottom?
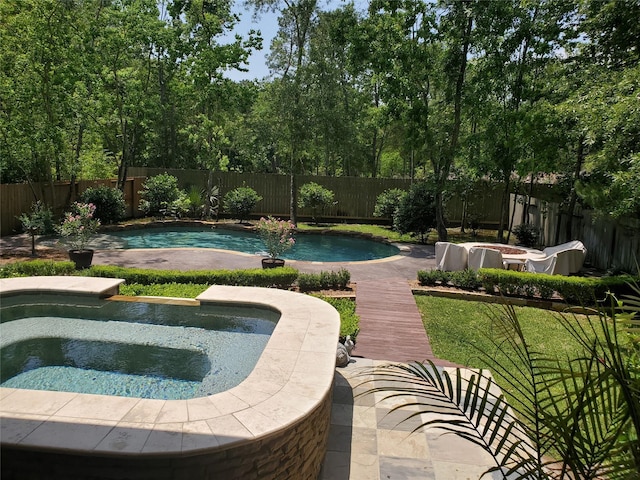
106, 227, 399, 262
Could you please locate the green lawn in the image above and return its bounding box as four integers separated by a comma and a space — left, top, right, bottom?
415, 295, 588, 367
296, 222, 504, 244
414, 294, 600, 408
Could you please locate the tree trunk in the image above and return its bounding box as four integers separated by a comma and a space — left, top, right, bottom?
565, 136, 585, 241
497, 177, 511, 243
290, 170, 297, 225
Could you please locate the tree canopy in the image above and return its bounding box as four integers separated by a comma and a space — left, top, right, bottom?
1, 0, 638, 225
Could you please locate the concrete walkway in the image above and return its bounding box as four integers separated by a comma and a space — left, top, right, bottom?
321, 359, 499, 480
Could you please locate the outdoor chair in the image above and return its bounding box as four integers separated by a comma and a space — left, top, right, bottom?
468, 247, 504, 270
542, 240, 586, 274
435, 242, 468, 271
524, 254, 558, 275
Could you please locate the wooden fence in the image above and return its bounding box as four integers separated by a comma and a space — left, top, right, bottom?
0, 178, 144, 236
128, 167, 505, 226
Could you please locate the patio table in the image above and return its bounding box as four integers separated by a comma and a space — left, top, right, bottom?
460, 242, 545, 270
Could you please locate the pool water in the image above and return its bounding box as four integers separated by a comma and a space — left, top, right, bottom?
0, 295, 278, 400
103, 226, 399, 262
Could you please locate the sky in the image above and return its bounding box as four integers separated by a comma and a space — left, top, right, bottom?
223, 1, 369, 82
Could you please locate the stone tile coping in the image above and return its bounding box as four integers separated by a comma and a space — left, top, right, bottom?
0, 278, 340, 457
0, 276, 125, 297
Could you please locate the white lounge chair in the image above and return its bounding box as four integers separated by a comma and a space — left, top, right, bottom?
435, 242, 468, 271
468, 247, 504, 270
524, 254, 558, 275
542, 240, 586, 274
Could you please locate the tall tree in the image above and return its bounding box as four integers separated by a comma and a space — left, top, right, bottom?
247, 0, 318, 223
361, 0, 473, 240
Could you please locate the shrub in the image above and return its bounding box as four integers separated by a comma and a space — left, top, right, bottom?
448, 269, 481, 290
88, 265, 298, 289
393, 181, 437, 243
223, 186, 262, 223
80, 185, 126, 224
139, 173, 188, 217
417, 269, 449, 286
0, 260, 76, 278
418, 268, 639, 305
373, 188, 406, 219
297, 268, 351, 291
298, 182, 335, 225
512, 223, 539, 247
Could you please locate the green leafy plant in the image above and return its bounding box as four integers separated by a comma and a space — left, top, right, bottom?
138, 173, 188, 218
223, 186, 262, 223
56, 202, 100, 251
373, 188, 406, 220
80, 185, 126, 224
17, 201, 55, 256
418, 268, 638, 305
393, 181, 437, 243
0, 260, 76, 278
88, 265, 299, 289
185, 185, 205, 218
298, 182, 335, 225
256, 216, 295, 259
297, 268, 351, 291
512, 223, 540, 247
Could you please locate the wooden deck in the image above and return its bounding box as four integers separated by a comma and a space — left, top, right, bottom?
353, 278, 459, 366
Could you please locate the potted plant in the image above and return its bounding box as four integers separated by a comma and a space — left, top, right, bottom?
57, 202, 101, 269
256, 216, 295, 268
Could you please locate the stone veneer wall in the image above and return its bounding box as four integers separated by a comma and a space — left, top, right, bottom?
1, 388, 333, 480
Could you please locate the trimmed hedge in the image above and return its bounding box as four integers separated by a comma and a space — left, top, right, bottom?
418, 268, 639, 305
88, 265, 299, 289
297, 268, 351, 292
0, 260, 76, 277
0, 260, 298, 289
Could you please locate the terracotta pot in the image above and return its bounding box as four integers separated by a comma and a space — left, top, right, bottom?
261, 258, 285, 269
68, 249, 94, 269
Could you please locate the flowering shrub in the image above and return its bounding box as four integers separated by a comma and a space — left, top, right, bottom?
256, 216, 295, 259
57, 202, 100, 251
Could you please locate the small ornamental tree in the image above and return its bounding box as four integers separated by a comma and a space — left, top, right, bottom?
18, 201, 55, 256
81, 185, 126, 224
298, 182, 335, 225
57, 202, 101, 251
393, 181, 437, 243
256, 216, 296, 259
223, 186, 262, 223
373, 188, 407, 221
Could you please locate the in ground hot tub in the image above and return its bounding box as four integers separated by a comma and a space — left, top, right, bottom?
0, 277, 340, 480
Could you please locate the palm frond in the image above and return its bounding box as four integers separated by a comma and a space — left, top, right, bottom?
356, 360, 544, 479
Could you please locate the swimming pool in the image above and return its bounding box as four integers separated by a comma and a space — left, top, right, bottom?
101, 225, 399, 261
0, 295, 278, 400
0, 277, 339, 479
